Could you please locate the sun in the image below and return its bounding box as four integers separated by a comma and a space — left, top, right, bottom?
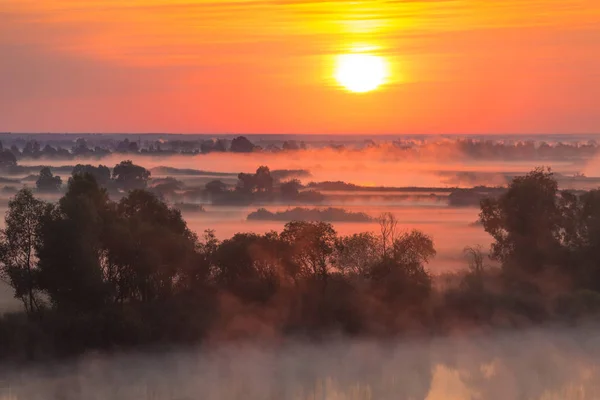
334, 53, 388, 93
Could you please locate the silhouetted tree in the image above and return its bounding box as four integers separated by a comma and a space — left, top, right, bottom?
112, 160, 150, 191
35, 167, 62, 192
378, 212, 398, 258
22, 141, 40, 157
72, 164, 111, 186
280, 179, 302, 199
0, 150, 17, 167
212, 232, 281, 302
42, 144, 58, 156
0, 189, 49, 314
205, 180, 227, 195
72, 138, 91, 155
237, 173, 257, 194
480, 167, 567, 282
107, 190, 198, 303
335, 232, 379, 277
280, 221, 337, 282
369, 230, 435, 305
255, 166, 273, 193
10, 145, 20, 157
230, 136, 255, 153
282, 140, 300, 151
237, 166, 273, 194
36, 174, 112, 312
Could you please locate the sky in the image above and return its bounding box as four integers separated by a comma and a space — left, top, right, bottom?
1, 0, 599, 134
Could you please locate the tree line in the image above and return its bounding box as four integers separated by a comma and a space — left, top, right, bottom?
2, 167, 600, 360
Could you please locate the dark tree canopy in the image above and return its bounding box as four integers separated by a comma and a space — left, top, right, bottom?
0, 150, 17, 167
280, 179, 302, 199
480, 167, 567, 280
237, 166, 273, 194
0, 189, 49, 314
9, 167, 600, 361
230, 136, 256, 153
205, 180, 227, 194
36, 167, 62, 192
72, 164, 111, 186
112, 160, 150, 191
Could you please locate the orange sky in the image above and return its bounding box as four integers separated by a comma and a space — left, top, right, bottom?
1, 0, 599, 134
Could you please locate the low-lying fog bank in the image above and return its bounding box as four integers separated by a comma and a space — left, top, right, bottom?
1, 327, 599, 400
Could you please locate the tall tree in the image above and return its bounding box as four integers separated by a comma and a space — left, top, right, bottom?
107, 190, 198, 303
36, 174, 112, 312
0, 189, 49, 314
480, 167, 566, 280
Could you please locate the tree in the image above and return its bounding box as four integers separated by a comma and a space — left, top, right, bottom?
369, 230, 435, 305
254, 166, 273, 193
107, 190, 198, 303
22, 141, 40, 157
280, 221, 337, 281
71, 138, 90, 155
480, 167, 566, 280
565, 189, 600, 291
212, 232, 281, 302
390, 230, 436, 266
0, 189, 49, 314
42, 144, 58, 156
205, 180, 227, 195
378, 212, 399, 258
112, 160, 150, 191
72, 164, 111, 186
236, 166, 273, 194
230, 136, 255, 153
0, 150, 17, 168
237, 173, 257, 194
335, 232, 379, 277
280, 179, 302, 199
36, 167, 62, 192
116, 138, 139, 153
36, 174, 112, 312
282, 140, 300, 151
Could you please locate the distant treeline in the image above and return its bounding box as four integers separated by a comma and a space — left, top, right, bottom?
4, 159, 506, 208
5, 158, 596, 210
247, 207, 373, 222
1, 136, 600, 162
2, 168, 600, 361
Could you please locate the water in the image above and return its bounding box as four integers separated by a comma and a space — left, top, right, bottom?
2, 327, 600, 399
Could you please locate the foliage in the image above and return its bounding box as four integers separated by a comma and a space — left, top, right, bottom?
72, 164, 111, 186
0, 189, 49, 314
112, 160, 150, 191
5, 167, 600, 360
230, 136, 256, 153
35, 167, 62, 192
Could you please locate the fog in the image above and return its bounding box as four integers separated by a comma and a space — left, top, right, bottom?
2, 327, 600, 399
12, 146, 586, 188
180, 204, 489, 271
4, 135, 600, 398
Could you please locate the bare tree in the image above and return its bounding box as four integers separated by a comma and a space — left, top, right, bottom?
378, 212, 398, 258
462, 245, 487, 292
464, 245, 486, 276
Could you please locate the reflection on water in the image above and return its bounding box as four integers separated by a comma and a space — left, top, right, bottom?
2, 328, 600, 400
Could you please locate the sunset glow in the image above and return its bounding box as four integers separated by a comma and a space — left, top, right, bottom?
1, 0, 599, 133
